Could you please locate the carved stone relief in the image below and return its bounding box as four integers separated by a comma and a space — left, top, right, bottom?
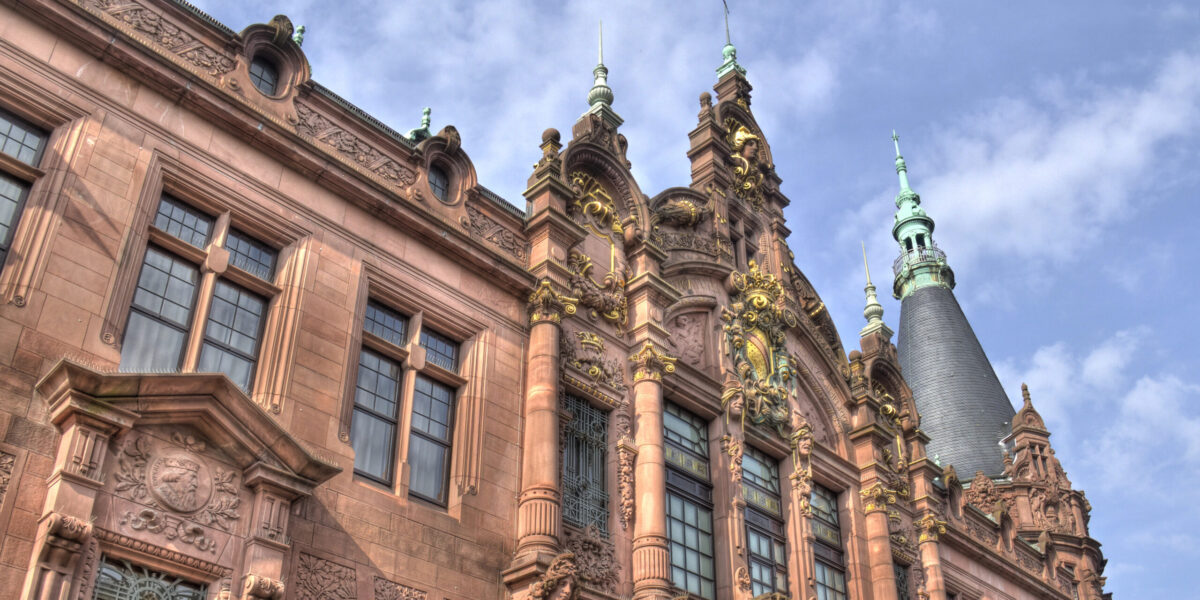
86, 0, 236, 76
373, 576, 428, 600
562, 524, 620, 593
530, 552, 579, 600
560, 330, 627, 392
671, 312, 706, 369
113, 434, 241, 532
615, 412, 636, 530
0, 451, 14, 507
120, 508, 217, 553
461, 203, 529, 262
566, 251, 628, 330
295, 103, 418, 189
295, 553, 357, 600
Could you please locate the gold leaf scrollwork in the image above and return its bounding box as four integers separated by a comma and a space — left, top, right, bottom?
566, 251, 628, 330
569, 172, 623, 237
915, 513, 947, 543
628, 341, 677, 382
726, 122, 765, 212
529, 280, 578, 325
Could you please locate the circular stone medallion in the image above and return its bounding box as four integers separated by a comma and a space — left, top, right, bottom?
148, 452, 212, 513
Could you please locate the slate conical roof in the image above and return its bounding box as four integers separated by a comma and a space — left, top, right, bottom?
889, 133, 1014, 478
898, 286, 1014, 477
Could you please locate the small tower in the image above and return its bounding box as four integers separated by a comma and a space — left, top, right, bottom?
891, 133, 1015, 479
860, 243, 893, 340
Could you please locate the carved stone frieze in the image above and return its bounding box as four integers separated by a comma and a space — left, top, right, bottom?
628, 341, 677, 382
528, 280, 578, 325
462, 203, 529, 262
86, 0, 236, 75
529, 551, 579, 600
721, 260, 798, 437
295, 103, 418, 188
965, 518, 1000, 547
651, 230, 733, 259
566, 251, 628, 329
615, 413, 636, 530
373, 576, 428, 600
112, 435, 241, 531
296, 553, 357, 600
120, 508, 217, 552
93, 527, 232, 577
560, 331, 626, 392
563, 525, 620, 593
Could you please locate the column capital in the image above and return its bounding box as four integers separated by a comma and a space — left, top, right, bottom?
916, 512, 948, 543
860, 482, 901, 514
528, 279, 578, 325
628, 341, 677, 382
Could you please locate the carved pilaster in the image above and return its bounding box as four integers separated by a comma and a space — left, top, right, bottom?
24, 513, 92, 600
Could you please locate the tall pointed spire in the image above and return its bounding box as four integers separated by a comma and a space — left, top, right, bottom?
716, 1, 746, 78
890, 131, 950, 300
584, 20, 622, 128
860, 242, 893, 339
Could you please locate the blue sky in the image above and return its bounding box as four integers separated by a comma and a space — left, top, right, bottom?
191, 1, 1200, 595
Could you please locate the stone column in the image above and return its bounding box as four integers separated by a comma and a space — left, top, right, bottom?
860, 483, 900, 600
915, 513, 948, 600
515, 281, 576, 557
628, 341, 677, 600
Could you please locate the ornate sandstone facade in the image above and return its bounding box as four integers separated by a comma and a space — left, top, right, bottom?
0, 2, 1106, 600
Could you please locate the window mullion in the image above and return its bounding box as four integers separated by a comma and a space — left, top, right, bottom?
180, 269, 217, 372
211, 211, 231, 247
395, 362, 419, 491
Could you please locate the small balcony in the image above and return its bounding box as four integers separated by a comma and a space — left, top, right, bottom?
893, 245, 947, 276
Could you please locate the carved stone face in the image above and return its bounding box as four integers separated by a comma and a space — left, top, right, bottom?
149, 452, 213, 513
741, 138, 759, 160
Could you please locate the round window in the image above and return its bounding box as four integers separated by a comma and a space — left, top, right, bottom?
248, 56, 280, 96
428, 166, 450, 202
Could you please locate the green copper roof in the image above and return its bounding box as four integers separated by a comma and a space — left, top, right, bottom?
890, 132, 952, 300
584, 21, 623, 128
716, 7, 746, 78
860, 242, 893, 339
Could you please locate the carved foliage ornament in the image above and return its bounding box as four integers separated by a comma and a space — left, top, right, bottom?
295, 553, 356, 600
615, 416, 636, 530
121, 508, 217, 553
561, 331, 627, 392
860, 482, 902, 514
528, 280, 578, 324
915, 513, 947, 543
720, 434, 743, 485
86, 0, 236, 76
294, 103, 418, 189
566, 251, 628, 330
721, 260, 799, 437
628, 341, 677, 382
461, 203, 529, 261
569, 172, 623, 237
373, 576, 428, 600
113, 435, 241, 532
726, 121, 765, 211
563, 525, 620, 593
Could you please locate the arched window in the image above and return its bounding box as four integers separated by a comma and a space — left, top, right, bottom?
428, 166, 450, 202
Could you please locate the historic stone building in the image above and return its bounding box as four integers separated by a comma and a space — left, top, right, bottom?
0, 1, 1107, 600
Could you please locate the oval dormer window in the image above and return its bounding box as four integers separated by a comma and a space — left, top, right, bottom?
428, 166, 449, 202
249, 56, 280, 96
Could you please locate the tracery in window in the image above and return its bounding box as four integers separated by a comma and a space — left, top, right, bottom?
92, 557, 206, 600
561, 392, 608, 534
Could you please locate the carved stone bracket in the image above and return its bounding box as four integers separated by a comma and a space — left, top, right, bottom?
628, 341, 677, 382
243, 575, 285, 600
529, 280, 578, 325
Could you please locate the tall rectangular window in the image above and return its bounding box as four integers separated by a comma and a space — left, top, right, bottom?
0, 108, 47, 265
351, 349, 402, 483
119, 195, 277, 393
664, 403, 714, 599
408, 374, 455, 504
811, 484, 848, 600
561, 393, 608, 533
743, 446, 788, 596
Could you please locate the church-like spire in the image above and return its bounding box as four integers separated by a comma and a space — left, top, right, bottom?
716, 3, 747, 78
584, 21, 622, 129
890, 132, 952, 300
860, 242, 893, 339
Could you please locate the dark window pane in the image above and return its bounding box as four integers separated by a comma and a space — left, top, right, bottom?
743, 446, 780, 494
664, 403, 708, 456
666, 491, 715, 599
119, 311, 187, 373
351, 409, 395, 483
412, 376, 453, 441
419, 328, 458, 370
249, 57, 279, 95
154, 196, 213, 248
0, 172, 29, 261
0, 109, 46, 166
354, 350, 400, 419
94, 557, 206, 600
364, 302, 407, 346
225, 229, 277, 280
408, 433, 449, 503
197, 281, 265, 391
428, 166, 449, 202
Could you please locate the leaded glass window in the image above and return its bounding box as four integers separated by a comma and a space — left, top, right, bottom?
93, 557, 206, 600
225, 228, 276, 280
351, 349, 401, 483
744, 446, 787, 596
812, 484, 848, 600
561, 393, 608, 534
364, 302, 407, 346
408, 375, 455, 504
154, 195, 213, 249
249, 56, 279, 95
120, 246, 199, 373
419, 328, 458, 370
0, 108, 46, 264
664, 403, 714, 599
198, 280, 266, 391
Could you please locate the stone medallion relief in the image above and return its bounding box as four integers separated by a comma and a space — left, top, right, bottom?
108, 428, 242, 556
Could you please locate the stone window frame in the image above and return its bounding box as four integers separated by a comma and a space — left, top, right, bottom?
742, 444, 789, 596
810, 483, 848, 600
663, 401, 716, 600
100, 153, 310, 407
340, 262, 489, 514
0, 80, 90, 307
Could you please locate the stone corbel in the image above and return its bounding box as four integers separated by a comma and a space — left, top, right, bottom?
242, 574, 285, 600
23, 512, 92, 600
